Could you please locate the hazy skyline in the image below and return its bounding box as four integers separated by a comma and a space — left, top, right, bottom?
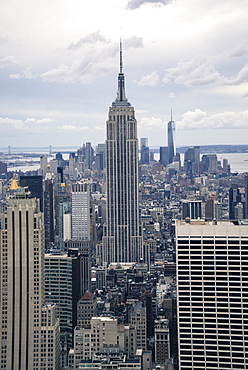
1, 0, 248, 148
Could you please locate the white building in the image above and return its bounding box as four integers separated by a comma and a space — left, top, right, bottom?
73, 317, 131, 367
176, 219, 248, 370
71, 182, 91, 240
0, 181, 60, 369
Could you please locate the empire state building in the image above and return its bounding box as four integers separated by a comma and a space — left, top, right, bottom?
103, 43, 143, 264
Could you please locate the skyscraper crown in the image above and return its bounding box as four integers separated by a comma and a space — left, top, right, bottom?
112, 40, 130, 108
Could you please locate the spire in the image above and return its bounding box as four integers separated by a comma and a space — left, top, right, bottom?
120, 39, 123, 74
112, 40, 130, 107
9, 174, 18, 190
171, 107, 173, 122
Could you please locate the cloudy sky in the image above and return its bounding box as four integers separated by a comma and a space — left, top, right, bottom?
1, 0, 248, 149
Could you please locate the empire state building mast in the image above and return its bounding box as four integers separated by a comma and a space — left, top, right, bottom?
103, 41, 143, 264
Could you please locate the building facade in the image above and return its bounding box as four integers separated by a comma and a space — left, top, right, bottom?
0, 184, 60, 369
176, 219, 248, 370
45, 250, 81, 349
71, 182, 91, 240
103, 42, 143, 264
168, 119, 175, 164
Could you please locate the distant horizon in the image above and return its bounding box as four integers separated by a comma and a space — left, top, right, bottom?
1, 143, 248, 154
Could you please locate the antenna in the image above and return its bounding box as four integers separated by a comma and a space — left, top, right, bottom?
120, 39, 123, 74
171, 107, 173, 122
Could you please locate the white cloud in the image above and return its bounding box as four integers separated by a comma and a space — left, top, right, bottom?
163, 55, 222, 87
59, 124, 89, 130
138, 116, 164, 130
17, 34, 144, 84
0, 117, 25, 130
225, 63, 248, 85
178, 109, 248, 130
40, 57, 114, 84
230, 44, 248, 58
0, 55, 18, 68
123, 36, 144, 49
138, 71, 159, 86
127, 0, 172, 10
25, 117, 55, 125
9, 67, 37, 80
9, 73, 21, 79
67, 30, 109, 51
0, 116, 56, 131
136, 109, 148, 114
162, 54, 248, 88
169, 92, 175, 99
94, 126, 104, 131
60, 124, 77, 130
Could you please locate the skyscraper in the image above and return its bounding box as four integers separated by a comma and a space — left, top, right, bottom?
176, 219, 248, 370
245, 173, 248, 219
0, 181, 60, 369
45, 249, 81, 350
168, 114, 175, 164
103, 42, 143, 263
71, 182, 91, 240
140, 138, 150, 165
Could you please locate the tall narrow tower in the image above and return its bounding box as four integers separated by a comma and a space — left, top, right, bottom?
0, 182, 60, 369
168, 110, 175, 164
103, 41, 143, 264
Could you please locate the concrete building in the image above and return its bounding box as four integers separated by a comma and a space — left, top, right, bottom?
103, 41, 143, 263
0, 161, 7, 177
127, 300, 147, 350
41, 304, 60, 369
40, 155, 48, 176
73, 317, 132, 367
77, 291, 97, 327
181, 200, 202, 220
140, 138, 150, 165
176, 219, 248, 370
154, 318, 170, 365
65, 239, 91, 295
44, 178, 54, 249
0, 181, 60, 369
77, 352, 142, 370
20, 174, 43, 211
160, 146, 168, 167
45, 249, 82, 350
71, 182, 91, 240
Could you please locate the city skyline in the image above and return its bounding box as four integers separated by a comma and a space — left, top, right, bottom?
1, 0, 248, 147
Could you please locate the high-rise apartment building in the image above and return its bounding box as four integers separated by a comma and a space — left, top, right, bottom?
0, 182, 60, 369
176, 219, 248, 370
102, 42, 143, 263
